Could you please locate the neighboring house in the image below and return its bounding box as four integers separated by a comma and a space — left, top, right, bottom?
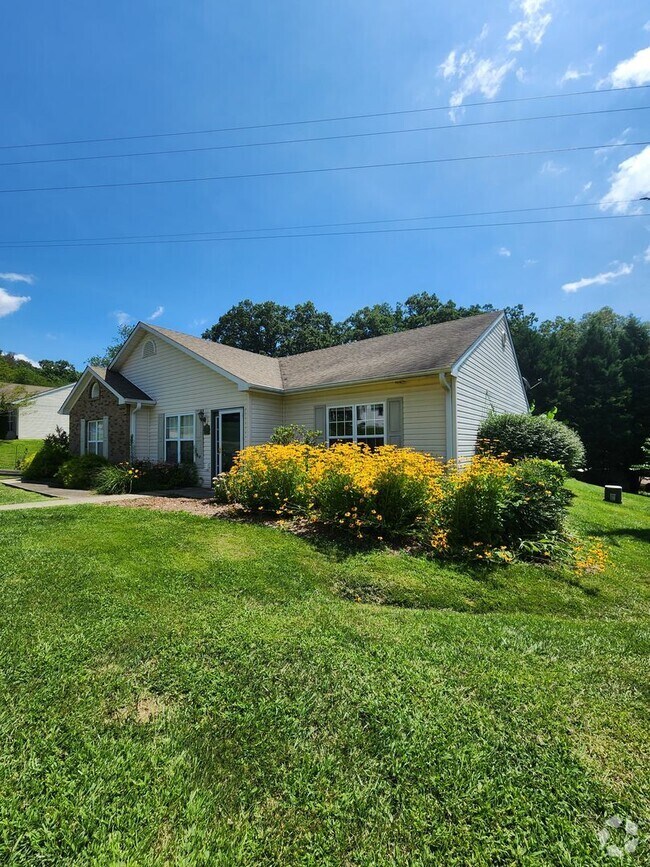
0, 382, 72, 439
17, 383, 74, 439
60, 311, 528, 486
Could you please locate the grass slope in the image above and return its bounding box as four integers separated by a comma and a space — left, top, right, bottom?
0, 438, 42, 470
0, 481, 647, 864
0, 482, 46, 505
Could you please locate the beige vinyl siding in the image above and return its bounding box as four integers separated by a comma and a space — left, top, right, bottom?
249, 391, 284, 445
17, 385, 73, 439
455, 321, 528, 459
118, 332, 248, 485
283, 376, 447, 456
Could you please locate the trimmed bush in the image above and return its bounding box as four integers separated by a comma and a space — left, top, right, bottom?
54, 454, 110, 489
21, 428, 70, 480
440, 456, 512, 549
477, 412, 586, 470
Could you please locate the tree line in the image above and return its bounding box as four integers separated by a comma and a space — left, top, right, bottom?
0, 352, 79, 387
202, 295, 650, 483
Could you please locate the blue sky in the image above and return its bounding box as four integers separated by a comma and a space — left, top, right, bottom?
0, 0, 648, 369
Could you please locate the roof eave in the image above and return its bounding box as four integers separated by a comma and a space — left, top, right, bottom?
281, 365, 452, 395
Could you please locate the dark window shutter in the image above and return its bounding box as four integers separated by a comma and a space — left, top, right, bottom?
157, 413, 166, 461
314, 405, 326, 444
387, 398, 403, 446
194, 412, 203, 463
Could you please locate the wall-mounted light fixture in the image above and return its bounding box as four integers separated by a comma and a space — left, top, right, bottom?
197, 408, 210, 435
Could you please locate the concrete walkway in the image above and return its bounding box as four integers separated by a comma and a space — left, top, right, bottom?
0, 478, 143, 511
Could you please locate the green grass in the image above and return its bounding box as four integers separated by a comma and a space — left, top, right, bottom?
0, 481, 46, 505
0, 481, 647, 864
0, 438, 42, 470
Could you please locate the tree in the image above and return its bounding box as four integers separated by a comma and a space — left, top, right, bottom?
38, 359, 80, 383
202, 300, 290, 356
340, 303, 400, 342
87, 324, 135, 367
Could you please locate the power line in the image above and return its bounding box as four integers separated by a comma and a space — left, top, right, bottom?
0, 199, 639, 247
0, 105, 647, 168
0, 140, 647, 196
2, 84, 648, 151
0, 214, 643, 249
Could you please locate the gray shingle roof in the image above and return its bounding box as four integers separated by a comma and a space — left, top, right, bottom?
90, 367, 155, 402
146, 311, 502, 392
146, 325, 285, 390
280, 311, 502, 390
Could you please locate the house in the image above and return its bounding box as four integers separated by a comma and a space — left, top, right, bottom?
1, 382, 73, 440
60, 310, 528, 486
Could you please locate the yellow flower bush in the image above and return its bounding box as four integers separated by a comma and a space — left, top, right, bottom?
226, 444, 580, 566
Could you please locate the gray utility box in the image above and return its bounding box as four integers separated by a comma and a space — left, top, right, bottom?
604, 485, 623, 504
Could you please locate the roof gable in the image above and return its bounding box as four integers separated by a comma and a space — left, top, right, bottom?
59, 366, 155, 414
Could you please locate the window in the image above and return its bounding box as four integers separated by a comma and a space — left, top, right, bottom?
328, 403, 385, 448
165, 413, 195, 464
87, 420, 104, 456
143, 339, 157, 358
90, 382, 100, 399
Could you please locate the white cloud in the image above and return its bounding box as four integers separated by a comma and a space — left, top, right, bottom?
507, 0, 553, 52
148, 305, 164, 321
439, 2, 551, 113
561, 262, 633, 293
540, 159, 567, 176
606, 46, 650, 87
439, 50, 457, 79
14, 353, 40, 368
599, 145, 650, 212
524, 258, 538, 267
644, 22, 650, 33
450, 58, 516, 107
0, 272, 34, 285
0, 287, 30, 317
559, 64, 592, 85
644, 245, 650, 263
113, 310, 132, 326
498, 246, 512, 257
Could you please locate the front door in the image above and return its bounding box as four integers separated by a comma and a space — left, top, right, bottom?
214, 408, 243, 474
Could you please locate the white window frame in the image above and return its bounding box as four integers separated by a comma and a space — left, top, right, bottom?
87, 419, 104, 456
90, 382, 100, 399
165, 413, 195, 464
327, 402, 386, 447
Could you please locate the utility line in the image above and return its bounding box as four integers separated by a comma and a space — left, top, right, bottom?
0, 199, 639, 247
0, 140, 647, 196
0, 214, 643, 249
0, 105, 647, 168
1, 84, 648, 151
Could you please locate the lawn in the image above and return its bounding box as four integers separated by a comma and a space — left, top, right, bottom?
0, 481, 46, 505
0, 438, 42, 470
0, 481, 647, 864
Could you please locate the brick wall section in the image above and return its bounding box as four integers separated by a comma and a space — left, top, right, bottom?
69, 380, 131, 462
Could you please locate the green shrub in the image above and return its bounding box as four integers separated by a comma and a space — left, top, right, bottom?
477, 412, 586, 470
22, 428, 70, 480
212, 473, 231, 504
130, 460, 198, 491
502, 458, 570, 540
95, 464, 135, 495
54, 454, 110, 489
440, 456, 512, 549
269, 424, 322, 445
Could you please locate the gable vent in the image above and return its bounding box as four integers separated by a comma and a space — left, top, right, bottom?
143, 339, 157, 358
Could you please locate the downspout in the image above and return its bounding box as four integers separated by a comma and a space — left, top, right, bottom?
130, 402, 142, 462
438, 373, 455, 462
